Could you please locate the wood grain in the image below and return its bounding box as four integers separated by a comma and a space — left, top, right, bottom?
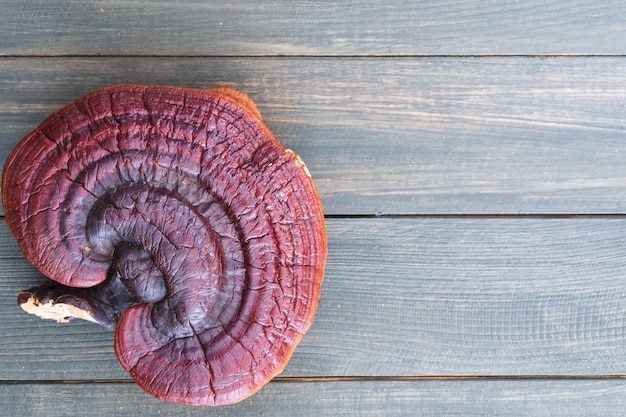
1, 1, 625, 56
1, 57, 625, 215
3, 379, 626, 416
3, 217, 626, 380
2, 1, 626, 413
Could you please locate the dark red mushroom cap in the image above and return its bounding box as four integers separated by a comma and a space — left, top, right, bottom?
2, 85, 327, 406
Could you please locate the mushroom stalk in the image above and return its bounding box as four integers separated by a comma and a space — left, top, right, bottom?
18, 271, 139, 331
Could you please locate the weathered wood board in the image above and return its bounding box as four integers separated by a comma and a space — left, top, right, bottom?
3, 379, 626, 416
3, 217, 626, 380
1, 57, 625, 216
1, 1, 625, 56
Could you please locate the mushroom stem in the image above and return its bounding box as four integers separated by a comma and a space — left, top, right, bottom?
17, 269, 139, 330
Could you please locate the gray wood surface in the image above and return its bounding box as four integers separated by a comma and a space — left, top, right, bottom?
2, 0, 626, 415
3, 217, 626, 380
3, 379, 626, 416
1, 57, 625, 215
1, 0, 625, 56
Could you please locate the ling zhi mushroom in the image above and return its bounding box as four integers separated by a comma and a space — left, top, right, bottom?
2, 85, 327, 406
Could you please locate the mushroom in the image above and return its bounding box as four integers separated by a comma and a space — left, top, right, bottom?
2, 85, 327, 406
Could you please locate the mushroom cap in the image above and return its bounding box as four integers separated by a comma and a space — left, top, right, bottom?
2, 85, 327, 406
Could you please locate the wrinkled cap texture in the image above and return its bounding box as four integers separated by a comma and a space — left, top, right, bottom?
2, 85, 327, 406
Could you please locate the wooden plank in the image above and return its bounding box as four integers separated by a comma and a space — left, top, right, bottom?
1, 57, 626, 215
1, 1, 626, 56
3, 217, 626, 380
3, 379, 626, 416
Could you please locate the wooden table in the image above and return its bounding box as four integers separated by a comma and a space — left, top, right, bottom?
2, 1, 626, 415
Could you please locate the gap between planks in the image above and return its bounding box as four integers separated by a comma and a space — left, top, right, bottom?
1, 54, 626, 59
325, 214, 626, 220
4, 214, 626, 221
3, 375, 626, 385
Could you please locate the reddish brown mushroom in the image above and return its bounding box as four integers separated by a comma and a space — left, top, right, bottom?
2, 85, 327, 406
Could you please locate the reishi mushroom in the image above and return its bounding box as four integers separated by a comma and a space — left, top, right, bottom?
2, 85, 327, 406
